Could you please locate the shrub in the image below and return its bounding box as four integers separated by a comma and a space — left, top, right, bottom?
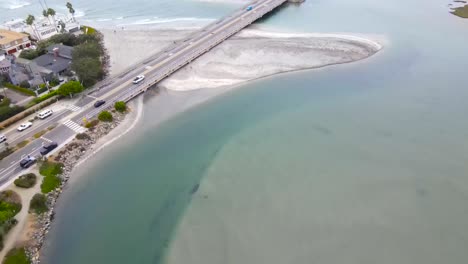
33, 130, 46, 139
39, 161, 63, 193
75, 133, 90, 140
19, 81, 30, 89
114, 101, 126, 112
57, 81, 83, 97
85, 119, 99, 129
29, 194, 47, 214
49, 77, 60, 87
14, 173, 37, 188
36, 85, 48, 95
98, 111, 113, 122
81, 25, 96, 35
19, 48, 40, 60
30, 90, 58, 105
39, 161, 63, 177
3, 247, 30, 264
2, 83, 35, 96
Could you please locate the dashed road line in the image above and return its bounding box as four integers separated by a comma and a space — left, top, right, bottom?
41, 136, 53, 143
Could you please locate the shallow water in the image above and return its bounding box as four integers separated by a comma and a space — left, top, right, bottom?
24, 0, 468, 263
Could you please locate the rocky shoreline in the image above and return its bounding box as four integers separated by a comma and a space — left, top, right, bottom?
25, 110, 128, 264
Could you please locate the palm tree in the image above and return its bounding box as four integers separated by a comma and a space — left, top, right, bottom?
42, 9, 52, 27
46, 8, 58, 32
66, 2, 76, 22
25, 14, 40, 40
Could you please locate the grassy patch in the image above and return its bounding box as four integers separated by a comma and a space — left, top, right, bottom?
39, 161, 63, 193
0, 191, 22, 251
2, 83, 35, 96
16, 140, 29, 149
451, 4, 468, 18
3, 247, 30, 264
29, 194, 47, 214
14, 173, 37, 188
33, 130, 47, 139
47, 125, 56, 131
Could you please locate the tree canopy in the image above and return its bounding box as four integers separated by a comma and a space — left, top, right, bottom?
71, 57, 103, 87
56, 81, 84, 97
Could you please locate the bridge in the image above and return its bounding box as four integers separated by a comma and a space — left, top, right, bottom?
0, 0, 289, 185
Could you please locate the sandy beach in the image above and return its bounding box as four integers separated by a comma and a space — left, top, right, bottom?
101, 26, 383, 91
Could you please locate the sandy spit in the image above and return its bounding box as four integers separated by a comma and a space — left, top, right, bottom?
101, 27, 383, 92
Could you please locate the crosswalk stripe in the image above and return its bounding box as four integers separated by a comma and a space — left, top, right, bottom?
63, 120, 87, 133
66, 105, 81, 112
41, 137, 53, 143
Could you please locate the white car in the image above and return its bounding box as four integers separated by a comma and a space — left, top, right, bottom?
17, 122, 33, 131
0, 134, 6, 143
132, 75, 145, 84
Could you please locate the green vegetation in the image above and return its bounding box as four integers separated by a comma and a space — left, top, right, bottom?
85, 119, 99, 129
72, 57, 104, 88
14, 173, 37, 188
114, 101, 126, 112
2, 83, 35, 96
18, 81, 30, 89
3, 247, 30, 264
33, 130, 47, 139
451, 4, 468, 18
16, 140, 29, 149
75, 133, 90, 140
28, 90, 58, 107
39, 161, 63, 193
56, 81, 83, 97
98, 111, 113, 122
0, 191, 21, 251
0, 98, 25, 123
18, 49, 39, 60
29, 194, 47, 214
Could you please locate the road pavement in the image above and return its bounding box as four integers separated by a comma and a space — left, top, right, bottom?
0, 0, 287, 187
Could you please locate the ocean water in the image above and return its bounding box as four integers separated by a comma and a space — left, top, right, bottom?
8, 0, 466, 263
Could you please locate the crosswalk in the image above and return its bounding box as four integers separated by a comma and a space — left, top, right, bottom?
41, 137, 53, 143
66, 104, 81, 112
63, 120, 87, 133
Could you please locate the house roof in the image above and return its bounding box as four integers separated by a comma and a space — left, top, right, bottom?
33, 53, 71, 73
47, 44, 73, 59
0, 29, 28, 45
0, 59, 11, 68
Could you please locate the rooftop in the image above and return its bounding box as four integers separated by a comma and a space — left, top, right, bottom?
33, 53, 71, 73
47, 44, 74, 59
0, 29, 28, 45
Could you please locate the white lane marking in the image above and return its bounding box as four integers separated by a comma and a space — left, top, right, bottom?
63, 120, 87, 133
9, 161, 15, 165
41, 137, 53, 143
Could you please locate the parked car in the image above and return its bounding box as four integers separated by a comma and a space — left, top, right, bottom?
132, 75, 145, 84
94, 100, 106, 108
40, 141, 58, 156
17, 122, 33, 132
20, 156, 36, 169
0, 134, 6, 143
37, 109, 53, 119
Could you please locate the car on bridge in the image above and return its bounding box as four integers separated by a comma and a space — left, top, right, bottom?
17, 122, 33, 132
132, 75, 145, 84
20, 155, 36, 169
0, 135, 6, 143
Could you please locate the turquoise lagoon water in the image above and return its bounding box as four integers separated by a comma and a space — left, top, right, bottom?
3, 0, 466, 263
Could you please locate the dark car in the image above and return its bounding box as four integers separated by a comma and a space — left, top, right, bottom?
20, 156, 36, 169
94, 100, 106, 108
40, 142, 58, 156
